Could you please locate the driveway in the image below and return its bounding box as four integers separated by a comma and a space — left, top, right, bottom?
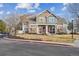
0, 37, 79, 56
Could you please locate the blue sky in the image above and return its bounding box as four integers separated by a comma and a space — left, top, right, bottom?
0, 3, 70, 20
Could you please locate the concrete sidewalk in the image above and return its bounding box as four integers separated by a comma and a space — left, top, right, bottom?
4, 37, 74, 47
74, 38, 79, 47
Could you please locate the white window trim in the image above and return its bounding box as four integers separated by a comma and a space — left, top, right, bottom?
38, 17, 45, 23
47, 16, 56, 24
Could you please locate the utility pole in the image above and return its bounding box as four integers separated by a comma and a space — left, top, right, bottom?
72, 20, 74, 39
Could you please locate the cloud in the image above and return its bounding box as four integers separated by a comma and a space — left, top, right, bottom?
15, 3, 40, 13
27, 9, 36, 13
0, 11, 4, 14
62, 6, 67, 11
62, 3, 69, 11
15, 3, 33, 10
6, 11, 11, 14
15, 3, 40, 10
0, 4, 3, 7
50, 7, 55, 11
63, 3, 68, 6
62, 3, 71, 11
34, 3, 40, 9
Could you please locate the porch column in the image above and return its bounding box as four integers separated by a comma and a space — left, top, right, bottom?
37, 25, 39, 34
22, 23, 25, 33
55, 24, 57, 34
46, 25, 48, 34
28, 25, 30, 33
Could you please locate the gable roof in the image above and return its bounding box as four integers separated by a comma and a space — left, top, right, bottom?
57, 16, 68, 24
19, 10, 67, 25
20, 13, 36, 18
36, 10, 58, 18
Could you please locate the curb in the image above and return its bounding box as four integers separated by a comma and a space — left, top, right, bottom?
4, 37, 74, 47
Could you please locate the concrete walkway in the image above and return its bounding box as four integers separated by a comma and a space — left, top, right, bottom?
74, 38, 79, 47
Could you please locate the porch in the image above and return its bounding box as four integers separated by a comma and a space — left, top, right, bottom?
37, 25, 56, 35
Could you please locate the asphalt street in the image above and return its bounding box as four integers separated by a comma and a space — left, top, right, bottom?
0, 38, 79, 56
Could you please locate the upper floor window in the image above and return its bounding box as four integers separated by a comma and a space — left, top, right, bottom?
38, 17, 46, 24
47, 17, 56, 24
30, 18, 36, 24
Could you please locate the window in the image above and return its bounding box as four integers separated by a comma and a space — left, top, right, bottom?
57, 25, 63, 33
48, 17, 56, 24
38, 17, 45, 24
57, 25, 63, 29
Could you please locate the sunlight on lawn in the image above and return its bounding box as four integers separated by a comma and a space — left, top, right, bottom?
16, 34, 79, 43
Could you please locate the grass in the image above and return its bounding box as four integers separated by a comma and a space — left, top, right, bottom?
16, 34, 79, 43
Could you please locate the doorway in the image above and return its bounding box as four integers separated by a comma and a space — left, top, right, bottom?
38, 25, 46, 34
48, 25, 55, 34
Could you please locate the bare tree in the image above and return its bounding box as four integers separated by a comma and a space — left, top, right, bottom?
4, 12, 20, 36
66, 3, 79, 32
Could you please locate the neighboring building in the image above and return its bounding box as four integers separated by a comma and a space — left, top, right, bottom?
73, 20, 79, 34
17, 10, 68, 35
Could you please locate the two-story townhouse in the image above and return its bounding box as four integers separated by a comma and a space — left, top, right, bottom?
35, 10, 57, 35
17, 10, 68, 35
